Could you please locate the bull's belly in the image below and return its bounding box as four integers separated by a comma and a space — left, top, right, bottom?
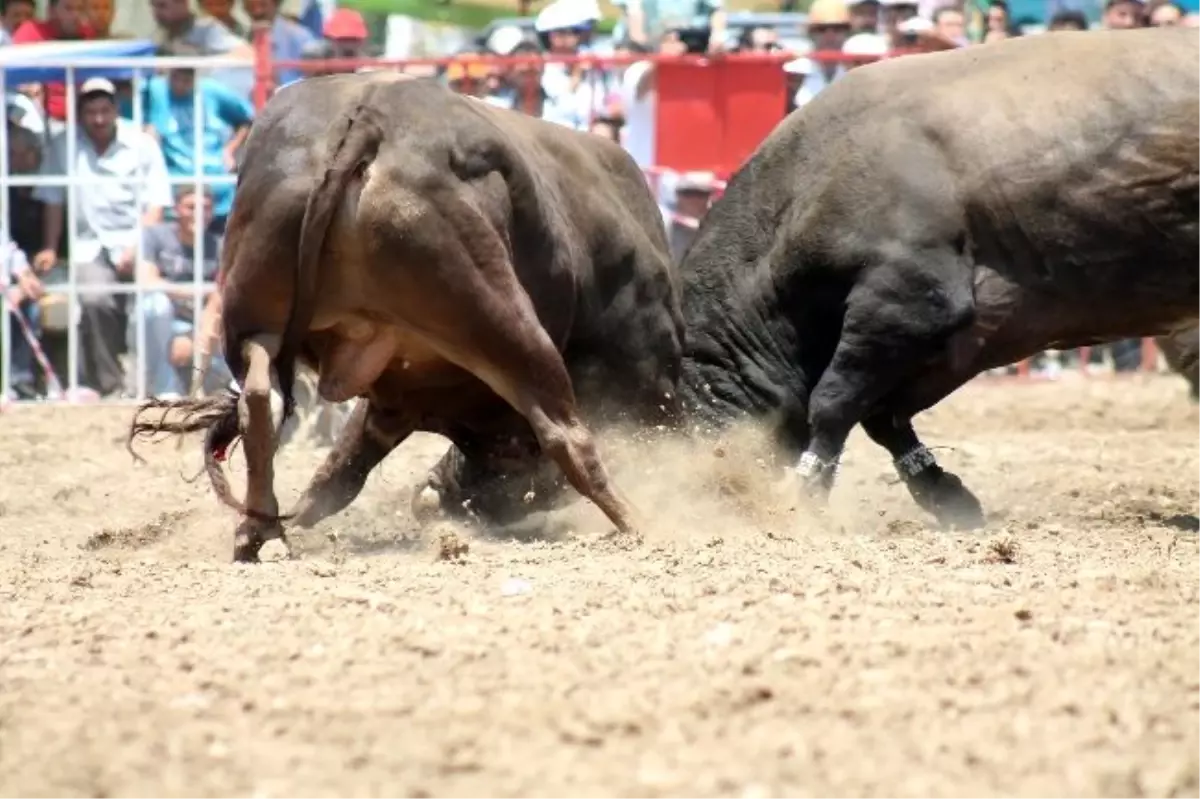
961, 265, 1199, 372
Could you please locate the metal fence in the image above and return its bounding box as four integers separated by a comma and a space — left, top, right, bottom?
1, 56, 251, 405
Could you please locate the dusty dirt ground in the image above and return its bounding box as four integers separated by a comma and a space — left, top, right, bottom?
1, 375, 1197, 798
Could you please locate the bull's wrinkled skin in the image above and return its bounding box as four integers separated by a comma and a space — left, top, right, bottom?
676, 27, 1199, 527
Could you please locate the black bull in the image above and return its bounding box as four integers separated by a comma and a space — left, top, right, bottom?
131, 27, 1198, 558
675, 26, 1198, 527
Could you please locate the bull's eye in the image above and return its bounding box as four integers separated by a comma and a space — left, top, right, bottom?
449, 145, 497, 183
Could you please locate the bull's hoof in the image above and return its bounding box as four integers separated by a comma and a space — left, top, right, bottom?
231, 518, 285, 563
791, 451, 839, 501
911, 470, 986, 531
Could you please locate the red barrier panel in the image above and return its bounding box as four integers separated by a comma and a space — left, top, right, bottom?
655, 57, 786, 173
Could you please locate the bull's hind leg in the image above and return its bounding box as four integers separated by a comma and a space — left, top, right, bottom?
411, 293, 636, 536
795, 253, 976, 508
289, 400, 414, 530
233, 333, 286, 562
361, 196, 638, 537
438, 336, 639, 536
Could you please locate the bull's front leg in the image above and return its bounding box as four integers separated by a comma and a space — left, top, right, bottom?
860, 413, 985, 530
289, 399, 413, 530
233, 334, 286, 562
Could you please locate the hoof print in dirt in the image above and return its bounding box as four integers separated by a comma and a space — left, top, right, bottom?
83, 510, 189, 552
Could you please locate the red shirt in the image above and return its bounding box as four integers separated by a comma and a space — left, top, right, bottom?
11, 19, 98, 121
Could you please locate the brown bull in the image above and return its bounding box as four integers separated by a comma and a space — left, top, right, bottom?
130, 72, 684, 562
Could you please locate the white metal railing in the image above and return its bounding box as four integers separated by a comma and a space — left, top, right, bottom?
1, 56, 254, 404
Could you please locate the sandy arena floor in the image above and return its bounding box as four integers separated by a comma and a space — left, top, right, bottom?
0, 375, 1197, 798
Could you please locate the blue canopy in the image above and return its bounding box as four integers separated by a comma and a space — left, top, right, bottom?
0, 38, 157, 85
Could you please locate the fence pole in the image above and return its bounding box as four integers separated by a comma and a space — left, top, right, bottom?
1, 65, 11, 403
191, 65, 206, 393
65, 69, 80, 399
132, 67, 147, 401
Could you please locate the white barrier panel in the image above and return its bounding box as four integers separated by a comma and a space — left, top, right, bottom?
1, 56, 252, 405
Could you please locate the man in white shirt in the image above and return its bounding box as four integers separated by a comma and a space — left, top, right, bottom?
32, 78, 173, 397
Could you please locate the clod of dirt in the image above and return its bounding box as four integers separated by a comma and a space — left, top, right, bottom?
82, 510, 190, 552
885, 518, 925, 536
1014, 608, 1033, 621
436, 530, 469, 562
986, 536, 1020, 564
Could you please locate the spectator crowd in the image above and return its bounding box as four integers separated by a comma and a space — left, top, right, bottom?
2, 0, 1194, 400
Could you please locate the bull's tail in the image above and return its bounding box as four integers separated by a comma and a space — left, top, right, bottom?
127, 391, 249, 515
128, 389, 293, 522
274, 97, 386, 427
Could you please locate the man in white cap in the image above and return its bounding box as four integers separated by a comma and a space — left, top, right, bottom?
31, 77, 173, 398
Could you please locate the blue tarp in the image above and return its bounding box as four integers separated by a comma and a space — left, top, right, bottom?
0, 38, 157, 85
